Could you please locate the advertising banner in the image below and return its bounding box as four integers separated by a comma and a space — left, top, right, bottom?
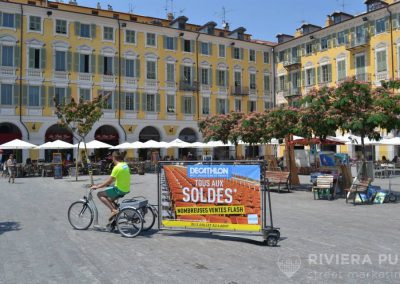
160, 163, 262, 232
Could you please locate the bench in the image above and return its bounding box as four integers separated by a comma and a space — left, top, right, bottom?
312, 175, 334, 200
344, 178, 372, 205
266, 171, 291, 193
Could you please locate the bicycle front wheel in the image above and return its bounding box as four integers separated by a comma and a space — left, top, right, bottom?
68, 201, 93, 230
141, 205, 156, 231
116, 207, 143, 238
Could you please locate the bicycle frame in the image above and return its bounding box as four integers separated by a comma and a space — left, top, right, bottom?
81, 189, 99, 226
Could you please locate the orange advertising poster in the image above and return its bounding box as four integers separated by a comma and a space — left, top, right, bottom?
160, 164, 262, 232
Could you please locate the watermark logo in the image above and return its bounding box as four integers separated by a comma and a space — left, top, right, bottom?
277, 253, 301, 278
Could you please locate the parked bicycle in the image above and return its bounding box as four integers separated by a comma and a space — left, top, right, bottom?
68, 185, 157, 238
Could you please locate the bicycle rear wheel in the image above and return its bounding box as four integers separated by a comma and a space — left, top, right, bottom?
116, 207, 143, 238
141, 205, 156, 231
68, 201, 93, 230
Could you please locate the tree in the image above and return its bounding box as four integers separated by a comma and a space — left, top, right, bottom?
233, 112, 264, 158
54, 95, 108, 182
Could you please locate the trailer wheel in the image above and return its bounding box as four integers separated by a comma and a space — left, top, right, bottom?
272, 229, 281, 240
266, 235, 278, 247
389, 193, 397, 203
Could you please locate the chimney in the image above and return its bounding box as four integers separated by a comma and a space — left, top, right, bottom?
325, 15, 333, 27
167, 12, 174, 21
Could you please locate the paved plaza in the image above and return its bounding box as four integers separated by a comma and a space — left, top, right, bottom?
0, 173, 399, 284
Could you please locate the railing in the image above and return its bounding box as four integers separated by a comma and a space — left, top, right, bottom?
53, 71, 69, 80
355, 73, 371, 82
283, 87, 301, 97
78, 73, 92, 82
102, 74, 115, 83
218, 86, 228, 94
231, 86, 249, 96
375, 71, 388, 82
0, 66, 16, 77
27, 68, 42, 78
125, 77, 138, 85
346, 34, 370, 50
145, 79, 158, 89
179, 81, 198, 91
283, 57, 301, 69
200, 84, 211, 91
165, 81, 176, 89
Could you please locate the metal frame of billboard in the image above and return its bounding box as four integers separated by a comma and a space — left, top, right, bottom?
157, 160, 280, 245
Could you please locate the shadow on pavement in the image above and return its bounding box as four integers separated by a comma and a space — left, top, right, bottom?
0, 221, 21, 235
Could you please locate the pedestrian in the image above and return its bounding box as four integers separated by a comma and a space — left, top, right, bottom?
7, 154, 16, 183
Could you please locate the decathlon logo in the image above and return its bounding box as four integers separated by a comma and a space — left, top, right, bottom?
187, 165, 231, 178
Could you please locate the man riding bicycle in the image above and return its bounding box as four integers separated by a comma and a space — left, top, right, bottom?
91, 151, 130, 221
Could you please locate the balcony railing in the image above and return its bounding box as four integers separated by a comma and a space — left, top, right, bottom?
0, 66, 16, 77
231, 86, 249, 96
346, 34, 370, 50
179, 81, 198, 91
283, 87, 301, 97
78, 73, 92, 82
283, 57, 301, 70
165, 81, 176, 89
376, 71, 388, 82
355, 73, 371, 82
102, 74, 115, 83
53, 71, 69, 80
125, 77, 138, 86
200, 84, 211, 91
145, 79, 158, 89
27, 68, 43, 79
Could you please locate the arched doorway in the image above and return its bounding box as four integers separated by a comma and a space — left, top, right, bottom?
94, 125, 120, 160
139, 126, 160, 161
44, 124, 73, 162
178, 128, 197, 160
0, 123, 22, 163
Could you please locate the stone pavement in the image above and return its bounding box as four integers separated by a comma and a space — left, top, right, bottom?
0, 173, 399, 284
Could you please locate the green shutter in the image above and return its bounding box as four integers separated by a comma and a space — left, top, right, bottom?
114, 57, 119, 76
393, 14, 399, 29
190, 40, 195, 53
135, 92, 140, 111
67, 51, 72, 71
74, 52, 79, 72
15, 14, 21, 29
22, 85, 27, 105
28, 48, 35, 68
91, 24, 96, 38
156, 93, 160, 112
327, 64, 332, 82
385, 16, 390, 32
47, 86, 54, 107
121, 58, 126, 76
113, 91, 118, 110
141, 93, 146, 111
66, 87, 71, 104
209, 43, 212, 56
180, 38, 184, 51
91, 54, 96, 73
317, 66, 321, 83
135, 58, 140, 77
13, 84, 19, 105
98, 55, 103, 74
226, 70, 229, 87
40, 48, 46, 69
240, 48, 244, 60
216, 69, 220, 85
226, 98, 230, 113
209, 69, 213, 86
180, 64, 184, 81
120, 92, 126, 110
40, 86, 46, 107
0, 13, 2, 28
312, 68, 316, 85
181, 96, 185, 114
301, 70, 306, 87
14, 46, 20, 67
231, 46, 235, 59
215, 98, 219, 113
191, 96, 196, 114
163, 35, 167, 49
173, 37, 177, 50
74, 22, 80, 36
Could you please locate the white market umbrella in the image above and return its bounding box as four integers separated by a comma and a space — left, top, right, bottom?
0, 139, 37, 150
191, 142, 208, 148
142, 140, 163, 148
48, 140, 74, 149
74, 140, 112, 149
167, 139, 192, 148
110, 142, 134, 150
130, 141, 145, 149
35, 141, 54, 150
205, 140, 233, 147
375, 137, 400, 146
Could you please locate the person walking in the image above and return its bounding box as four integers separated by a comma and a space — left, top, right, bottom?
7, 154, 16, 183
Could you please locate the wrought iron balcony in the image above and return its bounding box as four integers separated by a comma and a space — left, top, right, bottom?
283, 87, 301, 98
346, 34, 370, 50
179, 80, 198, 91
355, 73, 371, 82
283, 57, 301, 70
231, 86, 249, 96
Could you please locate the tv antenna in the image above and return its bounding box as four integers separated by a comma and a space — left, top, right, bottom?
128, 2, 135, 13
215, 6, 233, 28
336, 0, 348, 12
165, 0, 174, 16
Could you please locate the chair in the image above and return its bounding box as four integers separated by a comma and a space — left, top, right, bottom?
312, 175, 334, 200
344, 178, 372, 205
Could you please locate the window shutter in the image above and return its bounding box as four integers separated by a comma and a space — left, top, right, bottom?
163, 35, 167, 49
226, 98, 230, 113
385, 16, 390, 32
40, 48, 46, 69
22, 85, 27, 105
0, 12, 2, 28
141, 93, 146, 111
67, 51, 72, 71
66, 87, 71, 104
74, 52, 79, 72
180, 38, 184, 51
393, 14, 399, 29
317, 66, 321, 84
135, 92, 140, 111
208, 43, 212, 56
181, 96, 185, 114
226, 70, 229, 87
327, 35, 332, 49
180, 64, 184, 81
91, 54, 95, 73
216, 98, 219, 113
28, 48, 35, 68
15, 14, 21, 29
74, 22, 80, 36
173, 37, 177, 50
156, 93, 160, 112
120, 92, 126, 110
240, 48, 244, 60
344, 29, 349, 44
113, 91, 118, 110
121, 58, 126, 76
209, 69, 213, 86
190, 40, 195, 52
13, 84, 19, 105
114, 57, 118, 76
91, 24, 96, 38
216, 69, 220, 85
332, 34, 337, 48
135, 58, 140, 77
327, 64, 332, 82
192, 66, 197, 84
47, 86, 54, 107
98, 55, 103, 74
40, 86, 46, 107
14, 46, 20, 67
191, 96, 196, 114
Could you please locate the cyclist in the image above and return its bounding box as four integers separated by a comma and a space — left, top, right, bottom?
91, 151, 130, 221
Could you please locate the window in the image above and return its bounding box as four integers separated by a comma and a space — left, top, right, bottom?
264, 100, 272, 110
249, 101, 256, 112
0, 84, 13, 105
125, 92, 135, 111
183, 39, 193, 52
263, 52, 269, 64
80, 24, 91, 38
217, 70, 226, 86
79, 88, 91, 102
249, 49, 256, 61
219, 44, 225, 58
250, 73, 256, 90
103, 56, 113, 75
165, 36, 175, 50
202, 97, 209, 114
146, 61, 156, 79
102, 91, 113, 109
233, 47, 242, 60
306, 43, 313, 55
217, 98, 226, 114
28, 86, 40, 107
146, 94, 156, 112
234, 71, 241, 87
54, 87, 65, 106
321, 37, 328, 50
183, 66, 192, 83
337, 60, 346, 81
201, 42, 210, 55
337, 31, 345, 45
166, 63, 174, 82
103, 26, 114, 41
146, 33, 156, 46
2, 13, 15, 28
264, 74, 270, 93
321, 65, 330, 83
125, 59, 135, 77
55, 51, 66, 71
376, 18, 386, 34
291, 72, 300, 89
167, 94, 175, 113
79, 54, 90, 73
279, 51, 285, 62
306, 68, 314, 86
125, 30, 136, 44
235, 99, 242, 112
1, 46, 14, 67
183, 96, 192, 114
55, 19, 67, 35
279, 75, 285, 91
29, 16, 41, 31
201, 68, 209, 85
376, 49, 387, 72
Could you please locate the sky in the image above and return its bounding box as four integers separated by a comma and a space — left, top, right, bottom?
78, 0, 367, 42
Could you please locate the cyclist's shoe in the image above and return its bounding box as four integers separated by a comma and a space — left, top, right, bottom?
108, 210, 119, 221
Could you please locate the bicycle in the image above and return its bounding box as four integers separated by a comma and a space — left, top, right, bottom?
68, 186, 157, 238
